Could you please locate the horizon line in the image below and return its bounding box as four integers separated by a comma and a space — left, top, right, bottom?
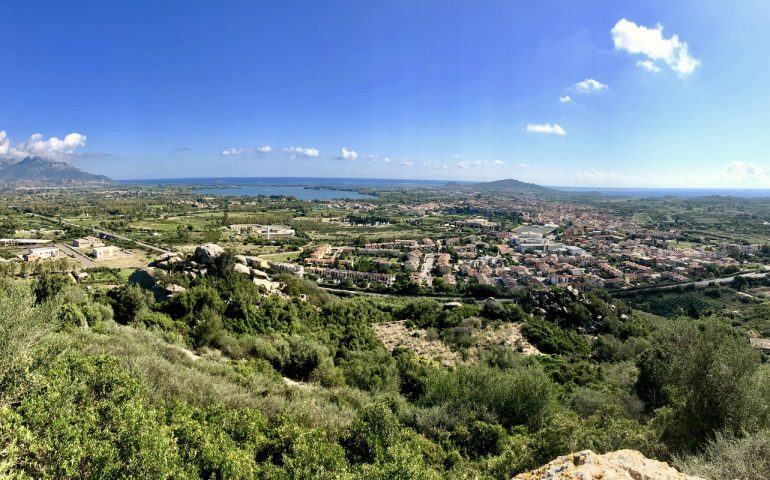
114, 175, 770, 191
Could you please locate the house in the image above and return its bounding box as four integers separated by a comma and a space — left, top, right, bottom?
24, 246, 59, 261
72, 236, 104, 248
92, 246, 121, 259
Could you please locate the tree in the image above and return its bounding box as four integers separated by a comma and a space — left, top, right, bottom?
32, 273, 69, 303
636, 319, 769, 452
109, 284, 152, 324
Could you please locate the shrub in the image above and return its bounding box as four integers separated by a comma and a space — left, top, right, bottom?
419, 363, 556, 430
523, 319, 590, 356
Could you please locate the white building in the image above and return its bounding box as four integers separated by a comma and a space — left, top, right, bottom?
92, 246, 122, 259
24, 246, 59, 261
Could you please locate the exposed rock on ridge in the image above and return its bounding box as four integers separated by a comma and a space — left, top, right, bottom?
513, 450, 703, 480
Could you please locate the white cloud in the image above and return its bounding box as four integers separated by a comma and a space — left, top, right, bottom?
340, 147, 359, 161
221, 148, 246, 156
574, 169, 626, 184
611, 18, 700, 76
0, 131, 9, 155
0, 131, 88, 159
456, 159, 505, 169
574, 78, 608, 93
519, 163, 530, 169
636, 60, 662, 73
284, 146, 320, 158
221, 145, 272, 156
401, 160, 414, 166
559, 95, 572, 103
722, 161, 770, 181
526, 123, 566, 136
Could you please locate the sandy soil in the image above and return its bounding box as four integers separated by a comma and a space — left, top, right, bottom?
373, 320, 541, 366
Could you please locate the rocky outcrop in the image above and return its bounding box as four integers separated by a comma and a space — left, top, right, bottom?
194, 243, 224, 264
514, 450, 703, 480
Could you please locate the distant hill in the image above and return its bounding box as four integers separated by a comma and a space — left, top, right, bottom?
0, 156, 112, 188
456, 178, 555, 194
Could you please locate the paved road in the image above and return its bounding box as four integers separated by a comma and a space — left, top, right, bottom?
322, 268, 770, 302
610, 270, 769, 295
28, 213, 172, 255
318, 286, 516, 303
420, 253, 435, 284
56, 242, 97, 268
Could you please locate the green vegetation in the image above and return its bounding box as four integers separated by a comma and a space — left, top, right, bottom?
1, 187, 770, 477
1, 268, 770, 477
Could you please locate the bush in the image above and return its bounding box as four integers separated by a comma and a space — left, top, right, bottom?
636, 318, 770, 452
675, 430, 770, 480
523, 319, 590, 356
419, 363, 556, 430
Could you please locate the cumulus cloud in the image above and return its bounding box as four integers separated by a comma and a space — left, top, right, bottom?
559, 95, 572, 103
526, 123, 566, 136
0, 131, 9, 156
339, 147, 359, 161
284, 146, 320, 158
519, 163, 530, 169
401, 160, 414, 166
0, 130, 88, 159
221, 145, 272, 156
611, 18, 700, 76
574, 78, 608, 93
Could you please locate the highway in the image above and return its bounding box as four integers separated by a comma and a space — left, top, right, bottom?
321, 268, 770, 303
26, 213, 172, 255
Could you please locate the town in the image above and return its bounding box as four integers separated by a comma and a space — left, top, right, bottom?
1, 186, 767, 298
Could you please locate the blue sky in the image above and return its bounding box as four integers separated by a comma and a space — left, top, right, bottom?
2, 0, 770, 187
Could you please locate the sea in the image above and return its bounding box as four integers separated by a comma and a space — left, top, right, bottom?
118, 177, 770, 200
118, 177, 451, 200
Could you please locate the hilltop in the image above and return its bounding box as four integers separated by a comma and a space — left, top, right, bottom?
459, 178, 556, 194
0, 156, 112, 188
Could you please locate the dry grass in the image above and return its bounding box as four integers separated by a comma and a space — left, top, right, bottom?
373, 320, 541, 367
374, 321, 462, 366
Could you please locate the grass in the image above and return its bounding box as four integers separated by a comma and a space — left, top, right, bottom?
259, 251, 301, 262
70, 322, 362, 432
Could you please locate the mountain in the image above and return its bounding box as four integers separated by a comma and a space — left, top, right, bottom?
456, 178, 555, 194
0, 156, 113, 187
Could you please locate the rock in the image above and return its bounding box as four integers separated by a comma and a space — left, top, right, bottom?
165, 284, 186, 294
513, 450, 703, 480
129, 267, 162, 289
233, 263, 250, 275
235, 255, 248, 265
195, 243, 224, 264
250, 268, 270, 280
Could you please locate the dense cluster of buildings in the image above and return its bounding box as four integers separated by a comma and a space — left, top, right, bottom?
283, 195, 764, 292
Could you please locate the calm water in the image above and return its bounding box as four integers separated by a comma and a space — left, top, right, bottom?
118, 177, 770, 199
196, 185, 373, 200
119, 177, 452, 200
